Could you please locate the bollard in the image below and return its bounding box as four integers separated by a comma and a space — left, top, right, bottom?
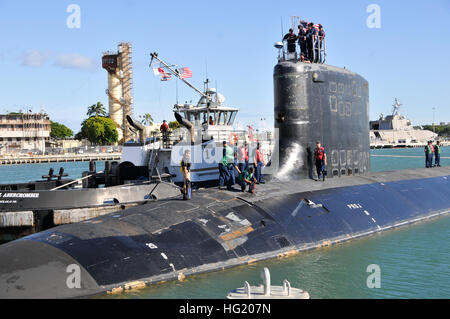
244, 281, 251, 298
227, 268, 310, 299
105, 161, 111, 187
89, 161, 97, 173
261, 267, 271, 296
283, 280, 291, 297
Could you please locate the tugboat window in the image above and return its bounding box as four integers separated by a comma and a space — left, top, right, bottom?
186, 113, 195, 123
228, 112, 237, 125
219, 112, 225, 125
223, 112, 229, 125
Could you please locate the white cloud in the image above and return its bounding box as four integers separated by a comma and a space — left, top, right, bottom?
20, 50, 98, 72
21, 49, 48, 67
54, 53, 97, 71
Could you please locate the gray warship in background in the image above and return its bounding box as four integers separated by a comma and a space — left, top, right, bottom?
0, 38, 449, 299
370, 98, 438, 148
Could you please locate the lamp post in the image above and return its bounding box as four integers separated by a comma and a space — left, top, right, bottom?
432, 107, 436, 134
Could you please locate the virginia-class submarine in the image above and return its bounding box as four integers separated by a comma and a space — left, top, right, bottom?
0, 51, 449, 299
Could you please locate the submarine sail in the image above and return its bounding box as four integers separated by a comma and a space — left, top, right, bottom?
274, 61, 370, 180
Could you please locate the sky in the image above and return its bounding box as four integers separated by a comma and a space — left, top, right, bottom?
0, 0, 449, 132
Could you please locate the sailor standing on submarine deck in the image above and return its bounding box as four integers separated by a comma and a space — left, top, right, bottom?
230, 152, 242, 187
425, 141, 434, 168
181, 150, 192, 200
434, 141, 441, 167
238, 142, 249, 173
219, 141, 230, 189
219, 141, 234, 190
254, 143, 266, 184
314, 141, 327, 181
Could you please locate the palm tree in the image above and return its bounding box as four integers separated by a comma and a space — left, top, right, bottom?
139, 113, 154, 126
87, 102, 107, 118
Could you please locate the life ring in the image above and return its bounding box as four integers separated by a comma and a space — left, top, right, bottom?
228, 132, 238, 146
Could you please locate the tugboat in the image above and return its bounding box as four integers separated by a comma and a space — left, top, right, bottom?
123, 52, 274, 187
0, 159, 181, 241
0, 52, 274, 241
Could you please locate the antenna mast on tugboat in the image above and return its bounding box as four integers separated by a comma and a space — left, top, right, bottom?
150, 52, 211, 101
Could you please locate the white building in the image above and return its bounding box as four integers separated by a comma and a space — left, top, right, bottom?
0, 113, 51, 154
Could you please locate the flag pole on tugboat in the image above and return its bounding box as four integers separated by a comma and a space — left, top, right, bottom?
150, 52, 211, 101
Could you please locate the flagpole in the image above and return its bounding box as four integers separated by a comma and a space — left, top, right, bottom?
150, 52, 210, 101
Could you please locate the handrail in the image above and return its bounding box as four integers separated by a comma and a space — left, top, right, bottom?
280, 34, 326, 64
50, 171, 104, 191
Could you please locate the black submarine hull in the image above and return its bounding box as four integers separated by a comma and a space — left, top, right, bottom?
0, 167, 449, 298
1, 60, 448, 298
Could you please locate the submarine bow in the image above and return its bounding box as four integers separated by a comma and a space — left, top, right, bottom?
0, 168, 449, 298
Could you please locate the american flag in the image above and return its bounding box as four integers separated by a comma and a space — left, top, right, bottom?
178, 67, 193, 79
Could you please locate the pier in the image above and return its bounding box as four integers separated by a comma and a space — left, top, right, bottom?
0, 153, 122, 165
370, 141, 450, 149
372, 154, 450, 160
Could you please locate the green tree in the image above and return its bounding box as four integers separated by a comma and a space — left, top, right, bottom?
74, 131, 84, 141
139, 113, 154, 126
50, 121, 73, 139
80, 116, 118, 145
87, 102, 107, 118
423, 125, 450, 137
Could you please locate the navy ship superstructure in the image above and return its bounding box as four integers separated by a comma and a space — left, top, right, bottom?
369, 99, 438, 148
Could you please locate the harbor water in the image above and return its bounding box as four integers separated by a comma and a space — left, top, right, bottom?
0, 148, 449, 299
0, 161, 106, 185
